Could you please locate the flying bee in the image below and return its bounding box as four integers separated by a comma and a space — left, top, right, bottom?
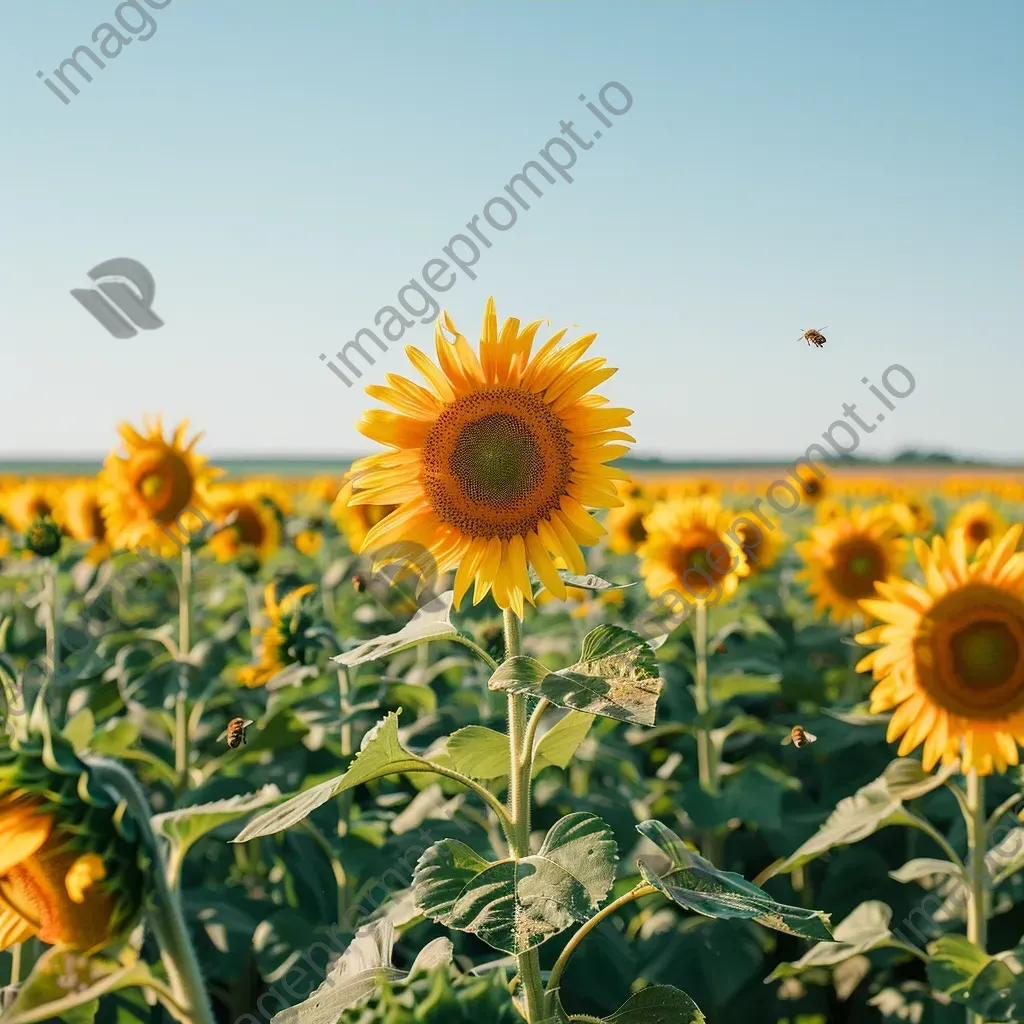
351, 574, 368, 593
221, 717, 254, 749
782, 725, 817, 748
800, 327, 828, 348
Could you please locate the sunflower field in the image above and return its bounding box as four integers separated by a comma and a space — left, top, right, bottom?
6, 301, 1024, 1024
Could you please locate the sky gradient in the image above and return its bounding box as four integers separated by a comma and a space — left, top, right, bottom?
2, 1, 1021, 461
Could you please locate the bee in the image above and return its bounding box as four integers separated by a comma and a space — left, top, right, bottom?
222, 717, 254, 749
782, 725, 817, 748
800, 327, 828, 348
351, 574, 368, 593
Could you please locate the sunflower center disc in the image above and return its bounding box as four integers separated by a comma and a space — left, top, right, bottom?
451, 413, 543, 505
951, 622, 1020, 690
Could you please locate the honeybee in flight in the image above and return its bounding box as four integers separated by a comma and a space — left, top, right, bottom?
351, 574, 368, 593
782, 725, 817, 748
800, 327, 828, 348
222, 717, 255, 749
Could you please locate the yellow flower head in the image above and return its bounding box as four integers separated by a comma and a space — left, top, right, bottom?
347, 298, 632, 617
856, 525, 1024, 775
732, 511, 784, 577
99, 417, 217, 556
238, 582, 317, 688
606, 493, 652, 555
207, 483, 281, 564
638, 496, 750, 606
3, 482, 59, 533
946, 500, 1006, 557
795, 506, 908, 624
331, 477, 397, 552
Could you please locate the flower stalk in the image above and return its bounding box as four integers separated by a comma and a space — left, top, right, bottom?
965, 769, 988, 1024
503, 608, 545, 1023
175, 547, 193, 789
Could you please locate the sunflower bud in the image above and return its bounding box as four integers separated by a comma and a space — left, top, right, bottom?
0, 731, 144, 953
25, 516, 63, 558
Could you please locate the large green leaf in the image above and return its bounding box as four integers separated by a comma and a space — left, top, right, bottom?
603, 985, 706, 1022
268, 919, 452, 1023
766, 901, 914, 981
764, 758, 960, 879
926, 935, 1024, 1022
333, 592, 459, 667
489, 625, 662, 727
637, 820, 833, 941
233, 712, 428, 841
445, 726, 510, 780
534, 710, 596, 775
889, 858, 964, 885
413, 812, 618, 955
2, 949, 160, 1024
152, 785, 282, 877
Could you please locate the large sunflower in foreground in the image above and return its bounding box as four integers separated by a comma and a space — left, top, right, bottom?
638, 496, 749, 605
856, 525, 1024, 775
946, 499, 1007, 556
346, 298, 632, 616
795, 507, 908, 624
99, 418, 216, 556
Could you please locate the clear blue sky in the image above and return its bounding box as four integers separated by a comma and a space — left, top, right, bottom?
1, 1, 1021, 461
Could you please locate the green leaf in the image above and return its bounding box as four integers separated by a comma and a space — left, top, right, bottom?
602, 985, 706, 1022
61, 708, 95, 754
988, 827, 1024, 883
534, 711, 596, 775
268, 919, 453, 1023
926, 935, 1024, 1021
489, 625, 663, 727
3, 949, 159, 1024
152, 785, 282, 868
764, 758, 960, 879
766, 901, 903, 981
708, 673, 781, 702
333, 592, 459, 667
414, 812, 618, 955
233, 712, 428, 841
445, 726, 510, 780
889, 858, 964, 885
637, 820, 833, 941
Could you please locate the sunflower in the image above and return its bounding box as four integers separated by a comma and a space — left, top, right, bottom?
793, 470, 828, 504
331, 477, 398, 552
347, 298, 632, 616
3, 482, 59, 533
733, 511, 784, 577
946, 500, 1007, 556
207, 484, 281, 564
0, 733, 143, 953
795, 507, 908, 624
887, 492, 935, 535
306, 476, 342, 505
606, 493, 651, 555
638, 496, 750, 605
815, 498, 848, 525
238, 582, 317, 688
99, 418, 216, 556
58, 480, 111, 562
856, 525, 1024, 775
294, 529, 323, 556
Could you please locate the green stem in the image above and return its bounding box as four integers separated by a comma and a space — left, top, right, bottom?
87, 758, 215, 1024
691, 600, 721, 863
5, 941, 21, 1010
966, 769, 988, 969
337, 667, 354, 852
40, 558, 59, 717
451, 634, 500, 671
544, 884, 658, 1016
301, 820, 347, 926
175, 548, 193, 789
503, 608, 545, 1024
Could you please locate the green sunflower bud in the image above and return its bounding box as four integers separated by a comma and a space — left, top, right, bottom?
0, 730, 145, 953
25, 515, 63, 558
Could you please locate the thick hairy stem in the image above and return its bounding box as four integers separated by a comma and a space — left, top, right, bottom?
88, 759, 215, 1024
503, 609, 545, 1023
175, 549, 193, 788
965, 769, 988, 1024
